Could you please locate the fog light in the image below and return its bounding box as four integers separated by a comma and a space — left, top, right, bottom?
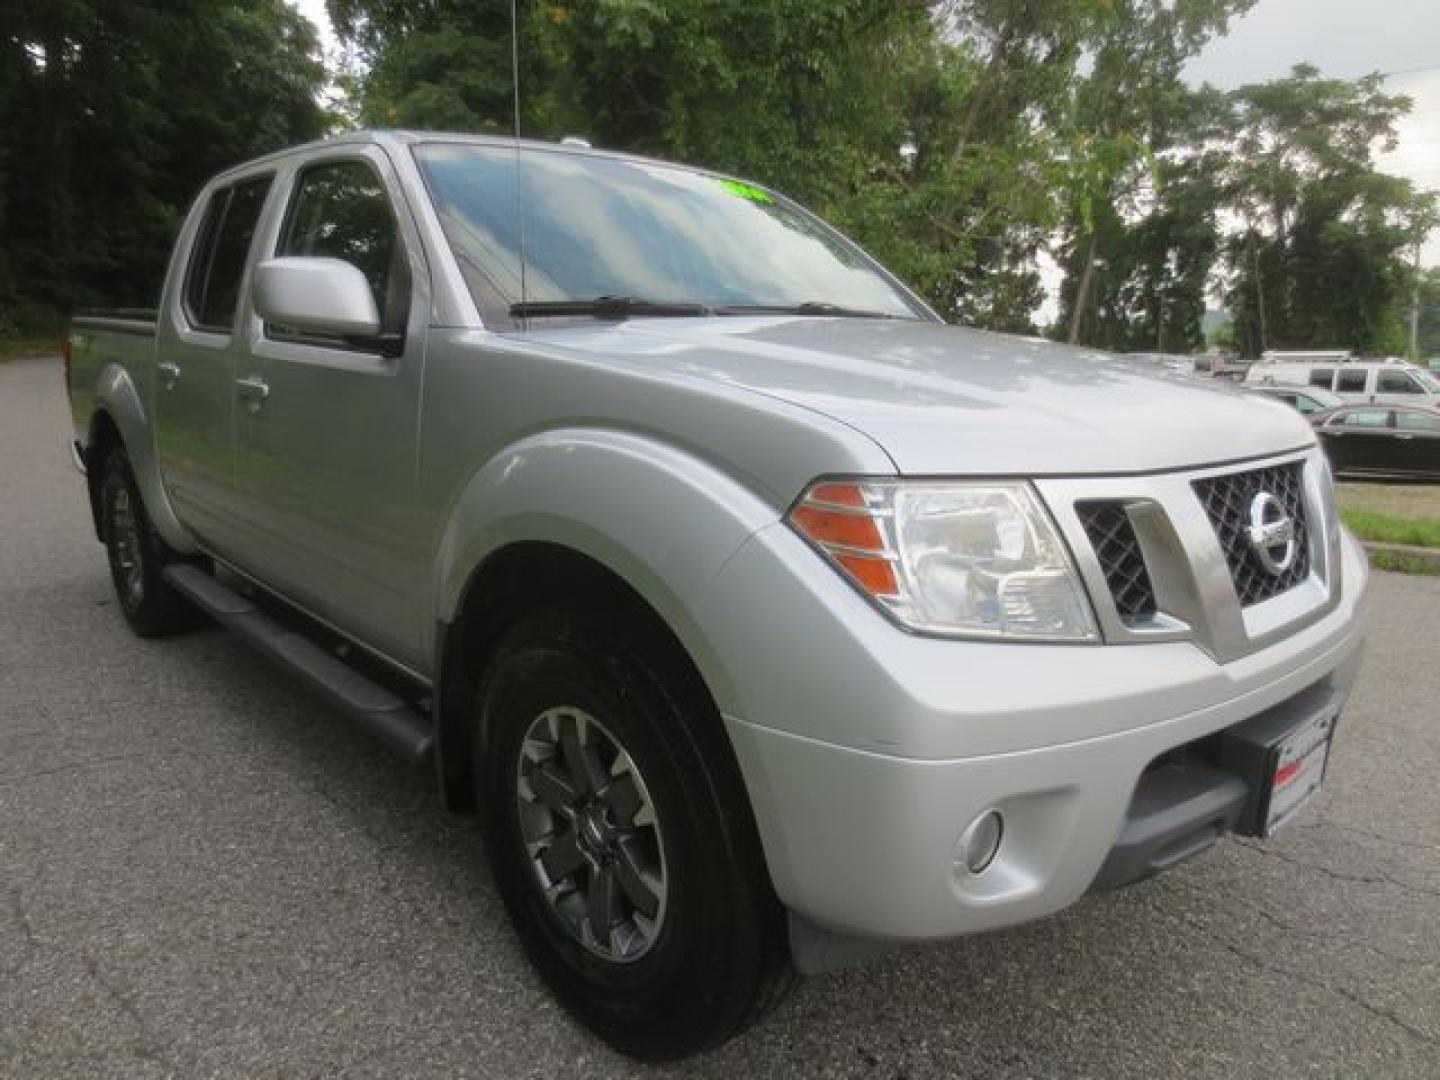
957, 810, 1004, 875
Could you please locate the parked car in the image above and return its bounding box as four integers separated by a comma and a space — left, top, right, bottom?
64, 131, 1368, 1060
1311, 403, 1440, 480
1248, 384, 1345, 415
1245, 357, 1440, 406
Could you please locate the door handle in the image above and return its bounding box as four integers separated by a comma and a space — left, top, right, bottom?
235, 375, 270, 410
1395, 433, 1415, 440
157, 360, 181, 386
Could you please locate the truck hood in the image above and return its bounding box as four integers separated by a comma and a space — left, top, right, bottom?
526, 316, 1315, 476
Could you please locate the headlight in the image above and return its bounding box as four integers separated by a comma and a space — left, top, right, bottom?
787, 479, 1098, 641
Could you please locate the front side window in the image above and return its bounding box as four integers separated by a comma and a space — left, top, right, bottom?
1308, 368, 1333, 389
278, 160, 407, 332
413, 144, 929, 323
184, 175, 273, 332
1377, 369, 1421, 394
1335, 409, 1390, 429
1396, 409, 1440, 432
1336, 369, 1368, 394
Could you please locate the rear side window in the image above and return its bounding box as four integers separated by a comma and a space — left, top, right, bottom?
1377, 369, 1421, 394
1308, 368, 1333, 389
1336, 409, 1389, 429
1396, 410, 1440, 432
277, 160, 407, 332
1336, 369, 1368, 394
184, 176, 273, 332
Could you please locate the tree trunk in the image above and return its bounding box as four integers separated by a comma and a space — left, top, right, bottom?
1248, 229, 1268, 354
1068, 231, 1098, 345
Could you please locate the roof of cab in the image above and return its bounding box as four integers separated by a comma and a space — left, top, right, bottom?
208, 129, 708, 186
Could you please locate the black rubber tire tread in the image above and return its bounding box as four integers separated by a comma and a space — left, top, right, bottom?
473, 604, 793, 1061
99, 447, 202, 638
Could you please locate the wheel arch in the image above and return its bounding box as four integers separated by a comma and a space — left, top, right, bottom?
428, 428, 782, 813
86, 362, 197, 554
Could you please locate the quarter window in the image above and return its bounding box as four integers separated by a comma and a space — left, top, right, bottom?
1377, 369, 1421, 394
1335, 409, 1389, 429
1335, 369, 1368, 394
184, 176, 273, 332
277, 160, 408, 334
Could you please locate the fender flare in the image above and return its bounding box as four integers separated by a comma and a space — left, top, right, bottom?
432, 426, 783, 716
90, 361, 198, 555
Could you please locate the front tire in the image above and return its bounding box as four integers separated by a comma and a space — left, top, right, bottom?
99, 448, 198, 638
473, 607, 792, 1060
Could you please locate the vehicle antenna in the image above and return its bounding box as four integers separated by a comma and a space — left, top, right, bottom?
510, 0, 529, 321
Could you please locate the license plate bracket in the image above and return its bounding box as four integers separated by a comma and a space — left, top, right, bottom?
1218, 686, 1341, 837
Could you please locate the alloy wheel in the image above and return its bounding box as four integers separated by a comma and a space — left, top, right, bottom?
108, 486, 145, 608
515, 706, 668, 963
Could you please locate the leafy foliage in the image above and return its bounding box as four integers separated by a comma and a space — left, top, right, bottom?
1220, 66, 1437, 357
1, 0, 1433, 358
0, 0, 325, 329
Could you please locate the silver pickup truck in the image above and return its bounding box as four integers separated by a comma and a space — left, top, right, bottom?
66, 131, 1368, 1060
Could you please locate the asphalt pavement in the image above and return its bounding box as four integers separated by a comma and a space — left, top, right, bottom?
2, 355, 1437, 1078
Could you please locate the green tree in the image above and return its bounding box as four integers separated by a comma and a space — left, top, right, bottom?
1416, 266, 1440, 361
0, 0, 325, 328
1053, 0, 1251, 349
1221, 65, 1437, 357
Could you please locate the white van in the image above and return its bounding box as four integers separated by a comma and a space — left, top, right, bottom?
1245, 358, 1440, 406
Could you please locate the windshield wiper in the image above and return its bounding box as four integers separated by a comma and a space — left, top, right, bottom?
510, 295, 713, 320
715, 301, 897, 319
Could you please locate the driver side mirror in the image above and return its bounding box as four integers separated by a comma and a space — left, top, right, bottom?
252, 257, 381, 339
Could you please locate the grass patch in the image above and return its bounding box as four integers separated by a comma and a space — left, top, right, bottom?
1340, 508, 1440, 549
1337, 481, 1440, 520
1367, 548, 1440, 575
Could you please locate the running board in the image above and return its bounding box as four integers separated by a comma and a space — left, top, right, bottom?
162, 563, 435, 766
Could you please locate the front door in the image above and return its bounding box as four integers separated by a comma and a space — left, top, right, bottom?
228, 147, 431, 669
153, 173, 275, 546
1392, 408, 1440, 477
1322, 407, 1397, 474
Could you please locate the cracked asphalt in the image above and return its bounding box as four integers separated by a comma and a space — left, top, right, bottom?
2, 355, 1438, 1078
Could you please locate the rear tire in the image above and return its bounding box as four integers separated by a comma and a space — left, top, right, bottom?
99, 448, 200, 638
473, 606, 793, 1060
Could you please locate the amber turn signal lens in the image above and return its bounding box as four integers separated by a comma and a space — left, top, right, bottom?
789, 504, 886, 552
786, 482, 901, 599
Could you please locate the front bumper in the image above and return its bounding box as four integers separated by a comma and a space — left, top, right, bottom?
700, 519, 1368, 942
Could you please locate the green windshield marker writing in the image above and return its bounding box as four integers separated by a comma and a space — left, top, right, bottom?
718, 178, 774, 204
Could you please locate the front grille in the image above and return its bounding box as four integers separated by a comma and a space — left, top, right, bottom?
1077, 501, 1157, 622
1192, 462, 1310, 607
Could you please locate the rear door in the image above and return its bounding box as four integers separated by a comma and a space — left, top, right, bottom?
154, 173, 274, 544
228, 146, 432, 668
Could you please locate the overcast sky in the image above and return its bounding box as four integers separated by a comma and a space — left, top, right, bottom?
1186, 0, 1440, 268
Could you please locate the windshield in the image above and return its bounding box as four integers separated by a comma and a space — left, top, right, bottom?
413, 144, 929, 322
